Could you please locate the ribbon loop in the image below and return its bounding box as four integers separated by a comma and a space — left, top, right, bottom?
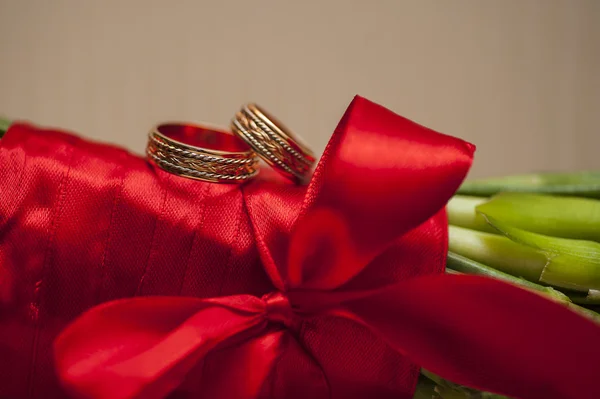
286, 96, 475, 290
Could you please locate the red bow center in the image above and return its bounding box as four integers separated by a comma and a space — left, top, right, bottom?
262, 291, 296, 328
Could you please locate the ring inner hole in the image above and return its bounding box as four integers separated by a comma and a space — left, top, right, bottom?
159, 124, 249, 152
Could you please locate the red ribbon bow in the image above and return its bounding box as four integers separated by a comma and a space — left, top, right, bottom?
54, 97, 600, 399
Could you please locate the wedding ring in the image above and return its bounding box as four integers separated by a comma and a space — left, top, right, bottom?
146, 123, 259, 183
231, 104, 316, 183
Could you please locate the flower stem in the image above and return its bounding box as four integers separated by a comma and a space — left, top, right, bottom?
447, 252, 600, 324
413, 374, 440, 398
420, 369, 509, 399
0, 117, 10, 138
476, 193, 600, 242
446, 252, 570, 303
447, 195, 496, 233
481, 215, 600, 291
448, 225, 547, 282
458, 171, 600, 198
568, 290, 600, 305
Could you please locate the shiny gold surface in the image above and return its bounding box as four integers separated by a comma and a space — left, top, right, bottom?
146, 124, 259, 183
231, 104, 316, 183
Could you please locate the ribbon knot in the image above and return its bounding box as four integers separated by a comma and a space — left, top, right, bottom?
262, 291, 295, 328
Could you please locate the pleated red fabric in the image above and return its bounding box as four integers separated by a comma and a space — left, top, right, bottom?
1, 96, 599, 399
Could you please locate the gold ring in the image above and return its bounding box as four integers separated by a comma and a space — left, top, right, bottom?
146, 122, 259, 183
231, 104, 316, 183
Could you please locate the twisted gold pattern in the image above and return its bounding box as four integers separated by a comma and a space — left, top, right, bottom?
149, 133, 256, 166
242, 107, 313, 167
146, 127, 259, 183
231, 104, 315, 182
231, 118, 297, 177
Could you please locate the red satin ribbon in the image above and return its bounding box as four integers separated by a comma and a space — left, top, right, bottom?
4, 96, 599, 399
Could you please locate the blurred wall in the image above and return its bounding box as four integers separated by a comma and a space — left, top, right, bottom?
0, 0, 598, 177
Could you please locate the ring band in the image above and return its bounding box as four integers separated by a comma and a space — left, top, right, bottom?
231, 104, 316, 182
146, 123, 259, 183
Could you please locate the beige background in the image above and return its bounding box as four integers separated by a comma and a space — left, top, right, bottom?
0, 0, 598, 178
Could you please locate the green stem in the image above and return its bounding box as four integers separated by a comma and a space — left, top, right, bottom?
420, 369, 509, 399
413, 373, 441, 398
447, 195, 496, 233
447, 252, 600, 324
0, 117, 11, 138
476, 193, 600, 242
566, 289, 600, 305
447, 252, 569, 303
565, 301, 600, 324
482, 215, 600, 291
458, 171, 600, 198
448, 225, 547, 282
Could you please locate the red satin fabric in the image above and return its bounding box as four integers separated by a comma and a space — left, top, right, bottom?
0, 96, 599, 399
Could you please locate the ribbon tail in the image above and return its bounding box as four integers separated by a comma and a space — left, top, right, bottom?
54, 295, 266, 399
200, 330, 286, 399
334, 274, 600, 399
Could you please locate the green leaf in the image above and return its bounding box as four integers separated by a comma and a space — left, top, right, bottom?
448, 225, 547, 282
481, 216, 600, 291
447, 195, 497, 233
458, 171, 600, 198
476, 193, 600, 242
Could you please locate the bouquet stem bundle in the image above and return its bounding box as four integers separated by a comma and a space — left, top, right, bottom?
422, 172, 600, 398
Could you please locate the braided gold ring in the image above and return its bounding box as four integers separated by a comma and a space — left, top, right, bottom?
146, 123, 259, 183
231, 104, 316, 183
